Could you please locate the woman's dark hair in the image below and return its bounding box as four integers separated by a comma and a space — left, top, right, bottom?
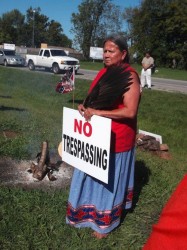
103, 34, 129, 63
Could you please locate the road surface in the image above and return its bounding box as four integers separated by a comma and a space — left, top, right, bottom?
76, 69, 187, 94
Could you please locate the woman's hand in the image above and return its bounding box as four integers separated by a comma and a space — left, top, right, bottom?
78, 105, 98, 121
83, 108, 97, 121
78, 104, 86, 116
78, 103, 99, 121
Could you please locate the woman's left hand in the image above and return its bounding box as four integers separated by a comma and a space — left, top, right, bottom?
84, 108, 97, 121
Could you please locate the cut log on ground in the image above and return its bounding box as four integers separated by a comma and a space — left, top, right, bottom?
28, 141, 62, 181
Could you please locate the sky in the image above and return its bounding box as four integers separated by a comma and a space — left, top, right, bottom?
0, 0, 141, 40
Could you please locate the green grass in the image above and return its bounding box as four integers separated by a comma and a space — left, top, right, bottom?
0, 67, 187, 249
0, 67, 90, 159
80, 61, 187, 81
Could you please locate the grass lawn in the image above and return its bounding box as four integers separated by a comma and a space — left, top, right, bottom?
0, 67, 187, 249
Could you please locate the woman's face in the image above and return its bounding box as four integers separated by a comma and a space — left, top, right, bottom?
103, 40, 127, 67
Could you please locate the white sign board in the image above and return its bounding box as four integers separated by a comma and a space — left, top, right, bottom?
3, 43, 15, 50
62, 107, 111, 183
90, 47, 103, 60
139, 129, 162, 144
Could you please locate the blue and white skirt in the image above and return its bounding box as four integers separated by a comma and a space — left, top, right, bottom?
66, 148, 135, 234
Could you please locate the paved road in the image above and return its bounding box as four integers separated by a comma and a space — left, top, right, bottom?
150, 77, 187, 94
76, 69, 187, 94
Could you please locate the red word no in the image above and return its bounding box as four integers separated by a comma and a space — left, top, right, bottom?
74, 119, 92, 137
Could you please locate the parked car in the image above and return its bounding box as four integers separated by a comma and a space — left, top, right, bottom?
25, 48, 80, 74
0, 49, 25, 66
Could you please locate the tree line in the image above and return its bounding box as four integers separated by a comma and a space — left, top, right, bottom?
123, 0, 187, 69
0, 7, 72, 48
0, 0, 186, 69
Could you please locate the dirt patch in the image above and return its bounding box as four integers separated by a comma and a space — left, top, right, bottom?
0, 155, 74, 191
1, 130, 20, 139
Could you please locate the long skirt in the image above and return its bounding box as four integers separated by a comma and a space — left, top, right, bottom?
66, 148, 135, 234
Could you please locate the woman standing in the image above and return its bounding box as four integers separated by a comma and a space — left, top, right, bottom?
66, 34, 141, 239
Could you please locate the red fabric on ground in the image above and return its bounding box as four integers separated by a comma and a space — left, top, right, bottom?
143, 174, 187, 250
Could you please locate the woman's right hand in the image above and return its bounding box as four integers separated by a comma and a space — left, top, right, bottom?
78, 104, 86, 116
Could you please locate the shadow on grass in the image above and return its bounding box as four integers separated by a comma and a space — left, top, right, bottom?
68, 99, 84, 105
0, 95, 12, 99
121, 160, 151, 222
76, 72, 84, 76
0, 105, 26, 112
132, 160, 151, 209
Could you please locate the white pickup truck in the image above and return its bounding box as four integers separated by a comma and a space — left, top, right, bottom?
26, 48, 80, 74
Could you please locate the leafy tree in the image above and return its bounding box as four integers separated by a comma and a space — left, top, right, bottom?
165, 0, 187, 69
47, 20, 72, 47
71, 0, 123, 59
59, 34, 72, 48
0, 7, 72, 48
24, 7, 49, 47
0, 9, 25, 45
123, 0, 187, 69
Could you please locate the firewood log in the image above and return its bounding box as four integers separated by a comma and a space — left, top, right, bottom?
32, 141, 49, 180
